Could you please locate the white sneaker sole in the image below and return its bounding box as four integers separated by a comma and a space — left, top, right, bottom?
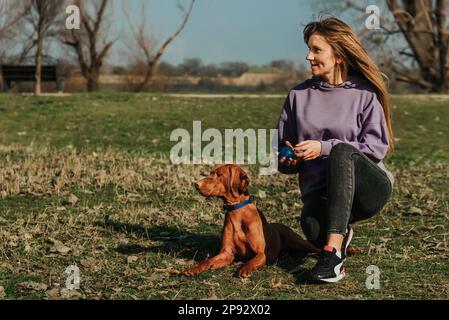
319, 268, 346, 283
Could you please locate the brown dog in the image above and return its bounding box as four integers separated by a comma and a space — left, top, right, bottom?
183, 164, 319, 278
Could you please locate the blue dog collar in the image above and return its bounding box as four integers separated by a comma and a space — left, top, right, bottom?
223, 196, 255, 213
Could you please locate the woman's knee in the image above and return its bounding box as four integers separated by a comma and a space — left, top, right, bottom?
329, 142, 357, 160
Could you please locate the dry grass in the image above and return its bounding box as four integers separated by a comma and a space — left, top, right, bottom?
0, 143, 447, 300
0, 93, 447, 300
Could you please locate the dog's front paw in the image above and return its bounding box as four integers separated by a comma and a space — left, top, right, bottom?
182, 267, 200, 276
183, 263, 209, 276
238, 265, 254, 278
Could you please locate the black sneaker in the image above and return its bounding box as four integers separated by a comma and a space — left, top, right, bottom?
308, 246, 345, 283
341, 226, 354, 261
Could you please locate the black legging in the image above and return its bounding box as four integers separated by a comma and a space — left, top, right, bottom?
300, 143, 392, 247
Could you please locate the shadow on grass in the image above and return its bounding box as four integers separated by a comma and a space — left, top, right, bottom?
94, 217, 317, 278
94, 217, 220, 262
274, 251, 319, 285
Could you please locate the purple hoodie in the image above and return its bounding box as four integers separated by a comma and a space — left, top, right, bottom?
276, 75, 394, 200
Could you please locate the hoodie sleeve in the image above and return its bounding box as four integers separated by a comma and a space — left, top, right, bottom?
319, 92, 389, 162
276, 91, 302, 174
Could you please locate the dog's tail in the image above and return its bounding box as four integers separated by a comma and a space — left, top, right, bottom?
272, 223, 320, 253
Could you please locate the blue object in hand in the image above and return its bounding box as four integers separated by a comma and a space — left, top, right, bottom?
279, 146, 296, 163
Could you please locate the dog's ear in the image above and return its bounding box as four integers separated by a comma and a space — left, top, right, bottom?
229, 166, 250, 198
239, 171, 249, 195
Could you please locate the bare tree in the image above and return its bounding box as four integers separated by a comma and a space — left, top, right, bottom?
62, 0, 114, 92
324, 0, 449, 93
387, 0, 448, 92
26, 0, 66, 95
124, 0, 195, 92
0, 2, 27, 34
0, 1, 31, 64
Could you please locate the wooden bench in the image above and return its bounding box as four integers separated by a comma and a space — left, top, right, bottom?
1, 65, 64, 92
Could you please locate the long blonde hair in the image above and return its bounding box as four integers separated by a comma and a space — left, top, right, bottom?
303, 17, 394, 154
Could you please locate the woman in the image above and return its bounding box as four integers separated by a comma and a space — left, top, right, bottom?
277, 17, 394, 283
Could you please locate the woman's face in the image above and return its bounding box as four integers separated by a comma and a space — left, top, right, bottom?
306, 33, 341, 80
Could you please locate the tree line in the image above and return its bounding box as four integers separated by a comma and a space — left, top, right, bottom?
1, 0, 448, 94
112, 58, 301, 78
0, 0, 195, 95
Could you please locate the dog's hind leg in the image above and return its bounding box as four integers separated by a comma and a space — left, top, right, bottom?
272, 223, 320, 253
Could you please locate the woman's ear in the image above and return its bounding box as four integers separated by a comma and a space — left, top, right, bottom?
336, 59, 342, 65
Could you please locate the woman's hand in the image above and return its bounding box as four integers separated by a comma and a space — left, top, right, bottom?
279, 140, 322, 166
278, 141, 301, 167
294, 140, 322, 161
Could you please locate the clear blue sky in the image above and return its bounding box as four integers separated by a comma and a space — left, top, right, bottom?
110, 0, 332, 67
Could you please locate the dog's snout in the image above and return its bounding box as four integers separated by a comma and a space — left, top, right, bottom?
193, 181, 200, 190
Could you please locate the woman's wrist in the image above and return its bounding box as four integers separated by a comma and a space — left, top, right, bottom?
319, 140, 333, 157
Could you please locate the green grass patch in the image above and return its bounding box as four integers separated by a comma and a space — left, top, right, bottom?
0, 93, 447, 300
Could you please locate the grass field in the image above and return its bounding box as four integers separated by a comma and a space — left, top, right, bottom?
0, 93, 447, 300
